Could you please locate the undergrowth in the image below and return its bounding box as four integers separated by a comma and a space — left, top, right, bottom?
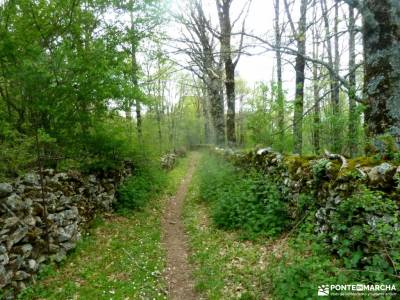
198, 155, 289, 239
115, 160, 167, 211
17, 153, 192, 300
192, 152, 400, 299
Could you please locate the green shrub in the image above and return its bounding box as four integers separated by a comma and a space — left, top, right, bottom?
198, 155, 234, 203
116, 162, 167, 211
326, 187, 400, 282
264, 236, 351, 300
198, 155, 289, 239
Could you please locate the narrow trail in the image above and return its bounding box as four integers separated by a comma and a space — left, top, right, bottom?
162, 153, 199, 300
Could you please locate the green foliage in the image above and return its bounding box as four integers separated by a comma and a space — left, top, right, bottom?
244, 81, 293, 152
265, 238, 344, 299
369, 133, 400, 160
311, 158, 331, 180
198, 154, 289, 238
326, 187, 400, 282
18, 193, 170, 300
0, 126, 35, 180
116, 162, 167, 211
76, 118, 138, 173
0, 0, 177, 180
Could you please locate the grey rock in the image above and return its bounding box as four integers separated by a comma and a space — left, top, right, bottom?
52, 249, 66, 263
47, 179, 62, 190
0, 183, 13, 198
333, 196, 342, 205
20, 244, 33, 257
59, 195, 72, 206
14, 270, 30, 281
16, 184, 26, 194
23, 173, 39, 186
0, 264, 11, 288
53, 173, 69, 183
23, 216, 36, 227
7, 227, 28, 250
13, 244, 33, 258
0, 245, 6, 254
49, 243, 60, 254
368, 162, 396, 185
5, 193, 22, 210
88, 175, 97, 183
44, 169, 55, 176
61, 242, 76, 251
47, 213, 63, 225
0, 254, 9, 264
21, 198, 33, 210
257, 147, 273, 155
64, 207, 79, 220
8, 255, 23, 270
3, 217, 20, 228
26, 259, 37, 272
17, 281, 27, 291
57, 223, 77, 242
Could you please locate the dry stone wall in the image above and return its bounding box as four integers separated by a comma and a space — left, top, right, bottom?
0, 166, 132, 297
217, 147, 400, 232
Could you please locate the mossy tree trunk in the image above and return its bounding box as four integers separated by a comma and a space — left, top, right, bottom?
216, 0, 236, 146
348, 4, 358, 157
362, 0, 400, 144
291, 0, 308, 155
274, 0, 285, 152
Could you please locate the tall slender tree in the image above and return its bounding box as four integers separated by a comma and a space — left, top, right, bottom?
274, 0, 285, 151
216, 0, 236, 145
348, 4, 357, 156
285, 0, 308, 154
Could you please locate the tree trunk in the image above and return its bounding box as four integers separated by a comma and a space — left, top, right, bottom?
274, 0, 285, 151
188, 0, 226, 145
313, 62, 321, 154
362, 0, 400, 145
201, 86, 211, 143
332, 0, 341, 153
312, 5, 321, 154
135, 100, 142, 141
348, 4, 357, 157
321, 0, 340, 153
209, 76, 225, 145
216, 0, 236, 146
292, 0, 307, 155
130, 4, 142, 142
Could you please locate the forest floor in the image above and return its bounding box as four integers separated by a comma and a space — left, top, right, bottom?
19, 152, 275, 299
161, 152, 199, 300
19, 154, 194, 300
183, 155, 274, 299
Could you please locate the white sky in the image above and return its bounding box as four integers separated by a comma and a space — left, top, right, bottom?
165, 0, 363, 103
167, 0, 277, 84
165, 0, 301, 97
233, 0, 276, 83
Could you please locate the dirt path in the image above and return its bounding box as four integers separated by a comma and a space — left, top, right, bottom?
162, 153, 199, 300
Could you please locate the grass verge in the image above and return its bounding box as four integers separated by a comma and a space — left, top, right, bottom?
18, 154, 192, 300
183, 158, 339, 299
183, 168, 271, 300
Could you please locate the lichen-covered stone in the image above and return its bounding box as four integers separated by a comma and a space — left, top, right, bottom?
0, 183, 13, 198
22, 173, 39, 186
0, 162, 132, 295
368, 162, 396, 186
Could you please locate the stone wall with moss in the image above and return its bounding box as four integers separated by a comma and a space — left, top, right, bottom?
0, 165, 132, 298
217, 147, 400, 233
